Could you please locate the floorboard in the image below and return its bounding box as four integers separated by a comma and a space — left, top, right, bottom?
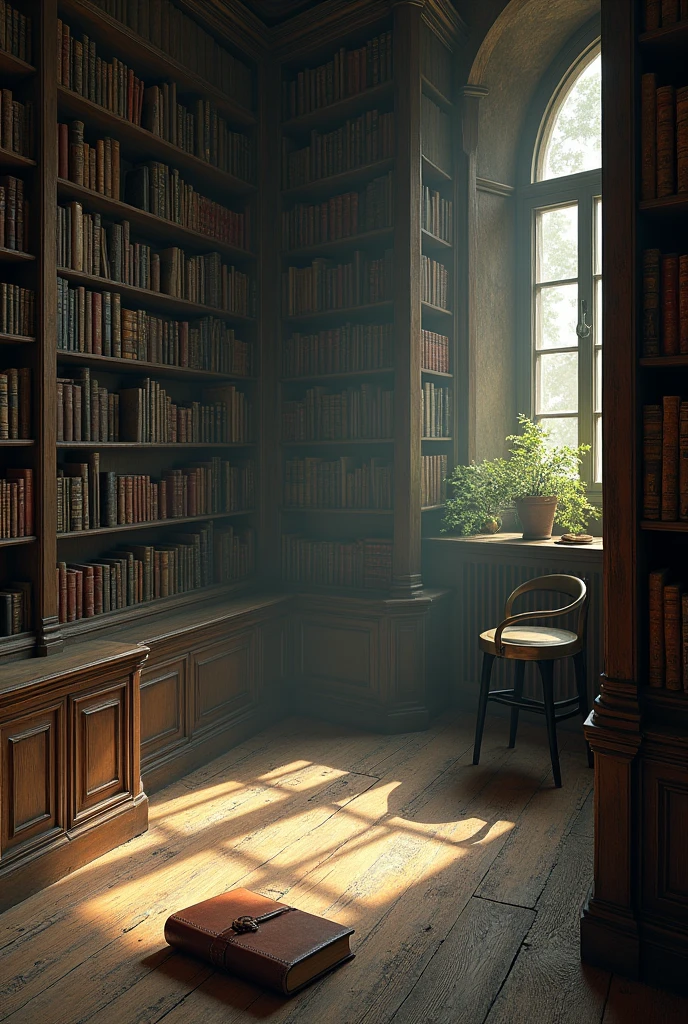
0, 714, 684, 1024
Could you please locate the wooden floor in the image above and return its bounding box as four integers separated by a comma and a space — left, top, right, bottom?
1, 714, 688, 1024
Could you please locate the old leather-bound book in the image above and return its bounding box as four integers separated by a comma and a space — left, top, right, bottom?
164, 888, 354, 995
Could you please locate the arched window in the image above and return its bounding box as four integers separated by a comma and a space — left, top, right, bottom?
518, 38, 602, 487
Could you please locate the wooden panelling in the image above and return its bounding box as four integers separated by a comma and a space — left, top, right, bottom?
140, 657, 187, 765
260, 616, 290, 697
0, 704, 64, 862
300, 616, 378, 694
192, 632, 256, 734
643, 759, 688, 920
72, 682, 130, 826
391, 617, 425, 703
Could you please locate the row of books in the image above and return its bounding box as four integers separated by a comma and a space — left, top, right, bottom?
644, 0, 688, 31
422, 382, 452, 438
0, 91, 32, 159
282, 385, 393, 441
421, 186, 453, 243
59, 22, 147, 123
0, 175, 27, 251
422, 455, 447, 508
283, 324, 393, 377
642, 248, 688, 356
0, 367, 30, 439
57, 457, 254, 533
641, 73, 688, 201
0, 283, 34, 337
123, 161, 250, 250
0, 467, 32, 537
57, 280, 254, 375
57, 374, 252, 444
59, 122, 121, 198
643, 397, 688, 521
282, 112, 395, 190
56, 523, 254, 622
281, 534, 392, 590
421, 95, 451, 175
139, 86, 255, 181
422, 329, 450, 374
282, 172, 394, 250
0, 581, 30, 636
282, 32, 393, 120
284, 456, 392, 510
57, 204, 255, 316
0, 2, 31, 64
649, 568, 688, 691
421, 255, 449, 309
88, 1, 253, 109
421, 30, 452, 102
283, 250, 393, 316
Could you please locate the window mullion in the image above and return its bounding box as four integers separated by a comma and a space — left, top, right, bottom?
577, 191, 594, 483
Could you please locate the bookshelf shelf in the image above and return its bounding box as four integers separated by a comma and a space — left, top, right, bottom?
59, 0, 257, 126
640, 355, 688, 367
0, 333, 35, 345
0, 49, 35, 80
421, 368, 452, 378
56, 441, 255, 449
0, 247, 34, 264
57, 268, 257, 323
639, 20, 688, 58
57, 179, 256, 264
283, 228, 394, 261
0, 148, 36, 171
281, 368, 394, 383
0, 535, 36, 548
56, 349, 256, 384
57, 86, 256, 199
421, 228, 452, 252
421, 301, 452, 318
281, 81, 394, 135
641, 520, 688, 532
281, 507, 393, 514
421, 504, 445, 512
422, 155, 452, 185
281, 158, 395, 204
421, 76, 453, 113
639, 195, 688, 215
284, 301, 394, 325
58, 510, 255, 540
0, 440, 34, 447
281, 439, 394, 446
421, 436, 453, 442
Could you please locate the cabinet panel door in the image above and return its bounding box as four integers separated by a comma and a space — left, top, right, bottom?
643, 758, 688, 920
191, 631, 255, 735
0, 703, 65, 863
140, 655, 187, 766
71, 682, 130, 826
298, 615, 379, 696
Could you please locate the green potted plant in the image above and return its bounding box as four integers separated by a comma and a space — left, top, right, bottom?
442, 415, 600, 540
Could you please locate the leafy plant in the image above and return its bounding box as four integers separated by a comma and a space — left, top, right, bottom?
442, 415, 601, 536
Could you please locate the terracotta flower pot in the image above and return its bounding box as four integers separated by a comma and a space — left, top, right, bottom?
515, 496, 557, 540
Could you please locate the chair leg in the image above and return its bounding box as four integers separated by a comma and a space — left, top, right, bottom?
473, 653, 495, 766
538, 660, 562, 788
573, 650, 594, 769
509, 661, 525, 748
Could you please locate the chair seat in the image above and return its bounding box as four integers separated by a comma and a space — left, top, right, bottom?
479, 624, 580, 659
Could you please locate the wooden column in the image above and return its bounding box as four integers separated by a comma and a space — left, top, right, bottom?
36, 0, 61, 655
459, 83, 488, 466
580, 0, 641, 976
391, 0, 424, 596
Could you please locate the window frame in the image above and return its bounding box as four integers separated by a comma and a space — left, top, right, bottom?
515, 21, 602, 499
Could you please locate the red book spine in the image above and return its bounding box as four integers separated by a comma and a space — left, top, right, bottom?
662, 395, 681, 520
656, 85, 676, 199
661, 253, 680, 354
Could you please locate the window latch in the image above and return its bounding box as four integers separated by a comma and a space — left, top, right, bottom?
576, 299, 591, 339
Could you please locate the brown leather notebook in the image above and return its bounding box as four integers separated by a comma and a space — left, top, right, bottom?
164, 888, 354, 996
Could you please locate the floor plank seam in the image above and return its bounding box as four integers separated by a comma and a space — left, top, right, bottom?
478, 922, 532, 1024
473, 893, 541, 913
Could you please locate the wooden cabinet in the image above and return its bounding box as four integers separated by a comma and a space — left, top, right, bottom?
0, 642, 148, 912
140, 656, 188, 765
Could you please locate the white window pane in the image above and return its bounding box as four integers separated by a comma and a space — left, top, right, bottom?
595, 415, 602, 483
539, 417, 579, 449
536, 205, 578, 283
595, 347, 602, 414
594, 197, 602, 276
540, 53, 601, 181
537, 351, 578, 413
536, 283, 578, 349
594, 277, 602, 346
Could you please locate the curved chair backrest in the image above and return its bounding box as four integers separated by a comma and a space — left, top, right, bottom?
504, 574, 588, 642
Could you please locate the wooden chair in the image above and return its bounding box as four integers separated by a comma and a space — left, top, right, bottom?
472, 574, 593, 788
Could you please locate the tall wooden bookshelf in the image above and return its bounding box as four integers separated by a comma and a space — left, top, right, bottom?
581, 0, 688, 992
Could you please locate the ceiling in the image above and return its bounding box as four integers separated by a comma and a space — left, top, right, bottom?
241, 0, 322, 24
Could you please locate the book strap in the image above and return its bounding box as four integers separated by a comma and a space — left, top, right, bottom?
208, 906, 296, 967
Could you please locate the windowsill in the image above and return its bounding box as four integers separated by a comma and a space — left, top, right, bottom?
424, 531, 603, 554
